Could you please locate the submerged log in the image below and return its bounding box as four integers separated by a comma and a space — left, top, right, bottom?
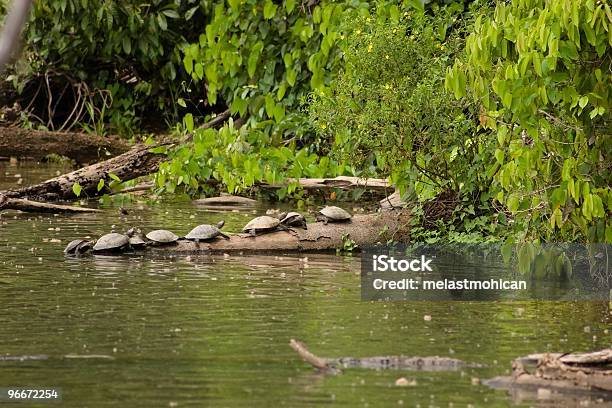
0, 127, 130, 163
485, 349, 612, 394
145, 211, 409, 254
0, 194, 100, 213
289, 339, 477, 375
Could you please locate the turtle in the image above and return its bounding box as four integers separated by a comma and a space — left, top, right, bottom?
316, 206, 352, 224
92, 232, 130, 253
184, 220, 229, 243
278, 211, 307, 229
64, 239, 92, 255
145, 229, 180, 245
242, 215, 284, 237
126, 228, 147, 248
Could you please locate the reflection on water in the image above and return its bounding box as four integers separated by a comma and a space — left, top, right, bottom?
1, 162, 611, 407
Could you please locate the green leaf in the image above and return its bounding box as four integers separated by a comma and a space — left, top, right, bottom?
122, 36, 131, 54
507, 194, 519, 212
286, 0, 296, 13
184, 113, 194, 132
108, 173, 121, 182
157, 14, 167, 30
247, 41, 264, 78
407, 0, 425, 12
97, 179, 105, 192
494, 149, 505, 164
162, 10, 179, 19
177, 98, 187, 108
72, 182, 82, 197
263, 0, 277, 19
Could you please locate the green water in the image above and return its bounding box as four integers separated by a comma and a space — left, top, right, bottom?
1, 161, 610, 407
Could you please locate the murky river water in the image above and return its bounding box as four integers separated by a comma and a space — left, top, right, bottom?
0, 161, 610, 407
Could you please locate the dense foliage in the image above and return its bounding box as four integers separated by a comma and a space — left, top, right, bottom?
5, 0, 213, 134
447, 0, 611, 242
308, 3, 505, 242
5, 0, 610, 243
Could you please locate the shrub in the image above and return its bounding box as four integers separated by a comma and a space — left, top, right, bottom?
447, 0, 611, 242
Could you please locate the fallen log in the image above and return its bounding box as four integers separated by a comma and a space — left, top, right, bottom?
144, 211, 409, 254
289, 339, 478, 375
1, 143, 168, 201
1, 112, 235, 202
0, 194, 100, 213
0, 127, 131, 163
259, 176, 391, 191
484, 349, 612, 394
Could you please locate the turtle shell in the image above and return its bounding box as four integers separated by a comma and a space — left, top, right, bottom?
319, 206, 352, 221
64, 239, 89, 254
93, 233, 129, 251
242, 216, 280, 232
185, 224, 221, 240
129, 235, 147, 246
145, 230, 179, 243
280, 211, 306, 226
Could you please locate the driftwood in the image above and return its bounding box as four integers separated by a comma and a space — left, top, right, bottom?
143, 211, 409, 254
0, 127, 130, 163
289, 339, 477, 375
260, 176, 391, 191
485, 349, 612, 394
0, 194, 100, 213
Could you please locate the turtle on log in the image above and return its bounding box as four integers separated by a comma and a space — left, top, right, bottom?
278, 211, 307, 229
92, 232, 130, 253
316, 206, 352, 224
184, 221, 229, 242
242, 215, 286, 237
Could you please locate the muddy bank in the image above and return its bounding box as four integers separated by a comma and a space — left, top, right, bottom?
0, 127, 130, 163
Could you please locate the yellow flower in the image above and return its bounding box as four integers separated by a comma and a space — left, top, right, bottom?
368, 43, 373, 52
321, 123, 327, 130
356, 29, 361, 35
385, 55, 389, 59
